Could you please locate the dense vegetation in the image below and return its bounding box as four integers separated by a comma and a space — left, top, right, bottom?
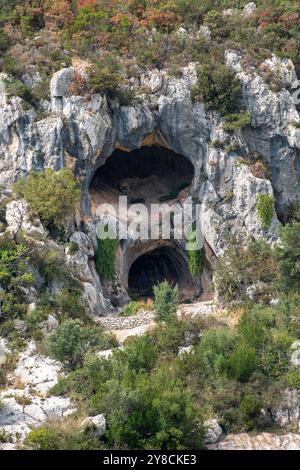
0, 1, 299, 107
14, 169, 80, 233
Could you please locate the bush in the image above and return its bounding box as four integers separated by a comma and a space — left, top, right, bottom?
239, 395, 262, 427
214, 237, 278, 303
192, 62, 241, 115
24, 420, 101, 450
153, 318, 187, 354
4, 78, 35, 106
14, 169, 80, 231
284, 371, 300, 388
275, 216, 300, 293
121, 300, 148, 317
228, 343, 257, 383
256, 194, 274, 229
122, 335, 158, 373
0, 29, 10, 52
153, 281, 179, 322
223, 112, 251, 133
89, 54, 124, 96
47, 319, 116, 370
192, 328, 236, 379
0, 235, 34, 319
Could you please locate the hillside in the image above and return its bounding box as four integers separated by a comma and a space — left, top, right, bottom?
0, 0, 300, 453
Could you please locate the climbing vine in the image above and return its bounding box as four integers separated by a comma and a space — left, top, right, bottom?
95, 236, 117, 280
188, 247, 204, 277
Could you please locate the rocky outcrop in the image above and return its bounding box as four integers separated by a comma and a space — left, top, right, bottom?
1, 50, 299, 312
210, 432, 300, 450
0, 341, 76, 447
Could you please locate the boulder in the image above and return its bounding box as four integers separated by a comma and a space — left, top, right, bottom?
81, 414, 106, 438
204, 419, 223, 444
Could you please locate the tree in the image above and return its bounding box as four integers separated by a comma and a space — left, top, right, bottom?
47, 319, 115, 370
0, 235, 34, 319
14, 169, 80, 231
153, 281, 179, 322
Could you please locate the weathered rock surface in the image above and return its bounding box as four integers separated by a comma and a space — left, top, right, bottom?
204, 419, 223, 444
0, 337, 9, 366
211, 432, 300, 450
81, 414, 106, 438
0, 342, 76, 446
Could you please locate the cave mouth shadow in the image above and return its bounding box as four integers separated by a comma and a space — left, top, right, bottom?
127, 244, 195, 300
89, 145, 194, 211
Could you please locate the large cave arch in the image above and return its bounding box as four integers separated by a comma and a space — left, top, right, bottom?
88, 145, 210, 302
89, 145, 194, 213
124, 240, 199, 301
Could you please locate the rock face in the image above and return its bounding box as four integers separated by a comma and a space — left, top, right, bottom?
211, 432, 300, 450
0, 342, 76, 447
1, 52, 299, 313
272, 389, 300, 431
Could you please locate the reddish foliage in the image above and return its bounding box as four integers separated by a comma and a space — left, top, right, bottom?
77, 0, 97, 9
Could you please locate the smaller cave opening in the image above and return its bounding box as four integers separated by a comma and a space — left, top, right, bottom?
128, 245, 193, 299
89, 146, 194, 214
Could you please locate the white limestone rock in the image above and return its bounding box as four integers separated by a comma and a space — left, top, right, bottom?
5, 200, 47, 239
81, 414, 106, 438
204, 419, 223, 444
242, 3, 256, 18
0, 337, 9, 366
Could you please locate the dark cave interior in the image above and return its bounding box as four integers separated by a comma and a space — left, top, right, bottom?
89, 145, 194, 205
128, 245, 192, 298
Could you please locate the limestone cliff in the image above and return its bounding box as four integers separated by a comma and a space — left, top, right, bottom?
1, 52, 299, 314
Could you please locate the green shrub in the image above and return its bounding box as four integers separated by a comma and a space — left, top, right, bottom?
121, 300, 149, 317
24, 421, 101, 450
153, 281, 179, 322
259, 330, 293, 378
0, 235, 34, 319
95, 236, 117, 280
122, 335, 158, 373
228, 343, 257, 383
14, 169, 80, 231
192, 62, 241, 115
89, 54, 125, 98
275, 216, 300, 293
47, 319, 116, 370
0, 29, 10, 52
4, 78, 35, 106
214, 237, 278, 303
256, 194, 274, 229
239, 394, 262, 428
223, 112, 251, 133
284, 371, 300, 388
153, 318, 187, 354
192, 328, 236, 379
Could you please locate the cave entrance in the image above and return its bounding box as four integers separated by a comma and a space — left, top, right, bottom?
89, 145, 194, 213
127, 244, 195, 300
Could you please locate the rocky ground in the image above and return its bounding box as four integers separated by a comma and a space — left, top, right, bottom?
0, 341, 75, 449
